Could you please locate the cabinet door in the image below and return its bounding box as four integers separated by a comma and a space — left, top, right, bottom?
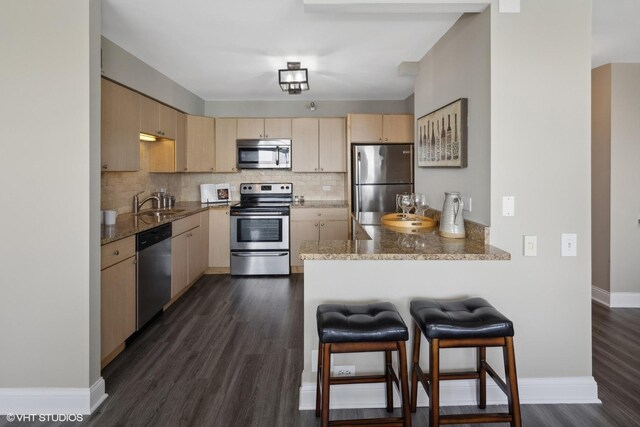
319, 118, 346, 172
208, 208, 230, 268
171, 233, 189, 297
199, 210, 210, 273
265, 118, 291, 138
159, 104, 177, 140
175, 112, 187, 172
290, 220, 319, 267
185, 115, 215, 172
237, 118, 264, 139
349, 114, 382, 143
382, 114, 414, 143
187, 226, 202, 285
139, 96, 160, 136
101, 256, 136, 360
292, 118, 319, 172
319, 220, 348, 241
101, 79, 140, 171
215, 118, 238, 172
148, 139, 176, 173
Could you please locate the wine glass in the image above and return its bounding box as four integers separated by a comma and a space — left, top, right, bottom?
398, 194, 412, 217
413, 193, 429, 217
396, 192, 409, 213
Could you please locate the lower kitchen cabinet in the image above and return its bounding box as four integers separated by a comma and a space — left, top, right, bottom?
208, 207, 230, 268
290, 208, 348, 267
171, 214, 205, 297
101, 236, 136, 366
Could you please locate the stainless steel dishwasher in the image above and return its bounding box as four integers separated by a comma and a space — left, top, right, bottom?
136, 223, 172, 330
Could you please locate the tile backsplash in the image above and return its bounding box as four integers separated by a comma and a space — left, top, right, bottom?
101, 143, 346, 213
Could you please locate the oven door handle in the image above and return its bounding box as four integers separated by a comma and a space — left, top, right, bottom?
231, 252, 289, 257
230, 213, 289, 218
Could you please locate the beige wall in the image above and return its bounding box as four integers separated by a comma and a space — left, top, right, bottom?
413, 10, 491, 225
101, 37, 205, 115
0, 0, 100, 390
303, 0, 593, 385
610, 64, 640, 293
591, 65, 611, 292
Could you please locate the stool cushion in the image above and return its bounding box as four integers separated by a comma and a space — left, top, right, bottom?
410, 298, 514, 340
317, 302, 409, 343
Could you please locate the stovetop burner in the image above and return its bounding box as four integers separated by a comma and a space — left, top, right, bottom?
231, 182, 293, 214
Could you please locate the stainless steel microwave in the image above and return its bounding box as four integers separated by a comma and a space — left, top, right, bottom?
236, 139, 291, 169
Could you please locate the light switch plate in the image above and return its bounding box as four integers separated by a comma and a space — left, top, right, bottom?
502, 196, 515, 216
523, 235, 537, 256
322, 185, 331, 191
462, 197, 472, 213
561, 233, 577, 257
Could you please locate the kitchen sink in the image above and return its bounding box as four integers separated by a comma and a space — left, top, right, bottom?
135, 208, 185, 217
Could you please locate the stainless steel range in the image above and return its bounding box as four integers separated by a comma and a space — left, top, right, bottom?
230, 183, 292, 275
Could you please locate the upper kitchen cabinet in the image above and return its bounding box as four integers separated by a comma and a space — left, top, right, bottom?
101, 79, 140, 172
215, 118, 239, 173
185, 115, 215, 172
148, 111, 187, 173
292, 118, 346, 172
237, 118, 291, 139
348, 114, 414, 143
140, 96, 177, 140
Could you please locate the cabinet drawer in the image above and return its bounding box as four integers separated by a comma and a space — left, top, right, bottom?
173, 213, 201, 236
291, 208, 348, 222
101, 236, 135, 270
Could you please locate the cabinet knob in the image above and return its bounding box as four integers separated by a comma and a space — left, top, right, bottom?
113, 250, 119, 256
314, 223, 318, 227
102, 164, 108, 170
260, 134, 263, 138
320, 168, 324, 171
317, 213, 321, 216
320, 223, 325, 226
265, 134, 268, 138
184, 168, 188, 171
384, 138, 388, 142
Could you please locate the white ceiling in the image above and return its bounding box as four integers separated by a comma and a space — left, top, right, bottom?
103, 0, 640, 101
102, 0, 461, 101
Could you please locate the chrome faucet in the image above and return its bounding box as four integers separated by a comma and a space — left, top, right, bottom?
133, 191, 160, 214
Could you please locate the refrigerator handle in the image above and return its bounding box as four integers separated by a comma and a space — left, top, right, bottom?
355, 150, 362, 213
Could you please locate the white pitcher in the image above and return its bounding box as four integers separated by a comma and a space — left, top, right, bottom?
438, 192, 465, 238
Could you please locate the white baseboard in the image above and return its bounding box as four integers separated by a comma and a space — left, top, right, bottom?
592, 286, 610, 307
0, 378, 107, 415
610, 292, 640, 308
299, 376, 600, 410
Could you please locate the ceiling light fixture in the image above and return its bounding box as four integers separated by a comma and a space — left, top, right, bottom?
279, 62, 309, 95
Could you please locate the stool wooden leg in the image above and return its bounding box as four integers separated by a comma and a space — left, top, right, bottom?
477, 346, 487, 409
504, 337, 522, 427
385, 350, 394, 412
410, 323, 421, 412
321, 343, 332, 427
429, 338, 440, 427
316, 341, 323, 417
398, 341, 412, 427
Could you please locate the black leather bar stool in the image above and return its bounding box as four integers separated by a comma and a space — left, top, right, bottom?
409, 298, 521, 427
316, 302, 412, 427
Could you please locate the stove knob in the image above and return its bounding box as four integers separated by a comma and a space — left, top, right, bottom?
281, 186, 284, 190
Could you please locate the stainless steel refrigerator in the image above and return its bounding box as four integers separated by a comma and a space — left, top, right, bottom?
351, 144, 414, 214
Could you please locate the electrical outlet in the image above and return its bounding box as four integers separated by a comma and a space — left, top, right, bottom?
502, 196, 515, 216
334, 365, 355, 377
462, 197, 472, 213
322, 185, 331, 191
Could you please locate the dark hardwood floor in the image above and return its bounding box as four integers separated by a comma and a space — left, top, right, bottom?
3, 275, 639, 426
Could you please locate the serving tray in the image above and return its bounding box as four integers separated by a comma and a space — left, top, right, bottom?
381, 213, 438, 229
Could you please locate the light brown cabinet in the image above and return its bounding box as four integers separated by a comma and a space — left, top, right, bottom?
208, 207, 230, 268
140, 96, 177, 140
290, 208, 348, 267
292, 118, 346, 172
100, 236, 136, 366
215, 118, 239, 173
101, 79, 140, 172
185, 115, 215, 172
349, 114, 414, 143
171, 214, 205, 297
237, 118, 291, 139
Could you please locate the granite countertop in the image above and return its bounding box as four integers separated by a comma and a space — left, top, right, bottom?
299, 211, 510, 261
290, 200, 349, 209
101, 201, 229, 245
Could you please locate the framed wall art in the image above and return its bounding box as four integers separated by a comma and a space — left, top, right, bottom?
416, 98, 468, 168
